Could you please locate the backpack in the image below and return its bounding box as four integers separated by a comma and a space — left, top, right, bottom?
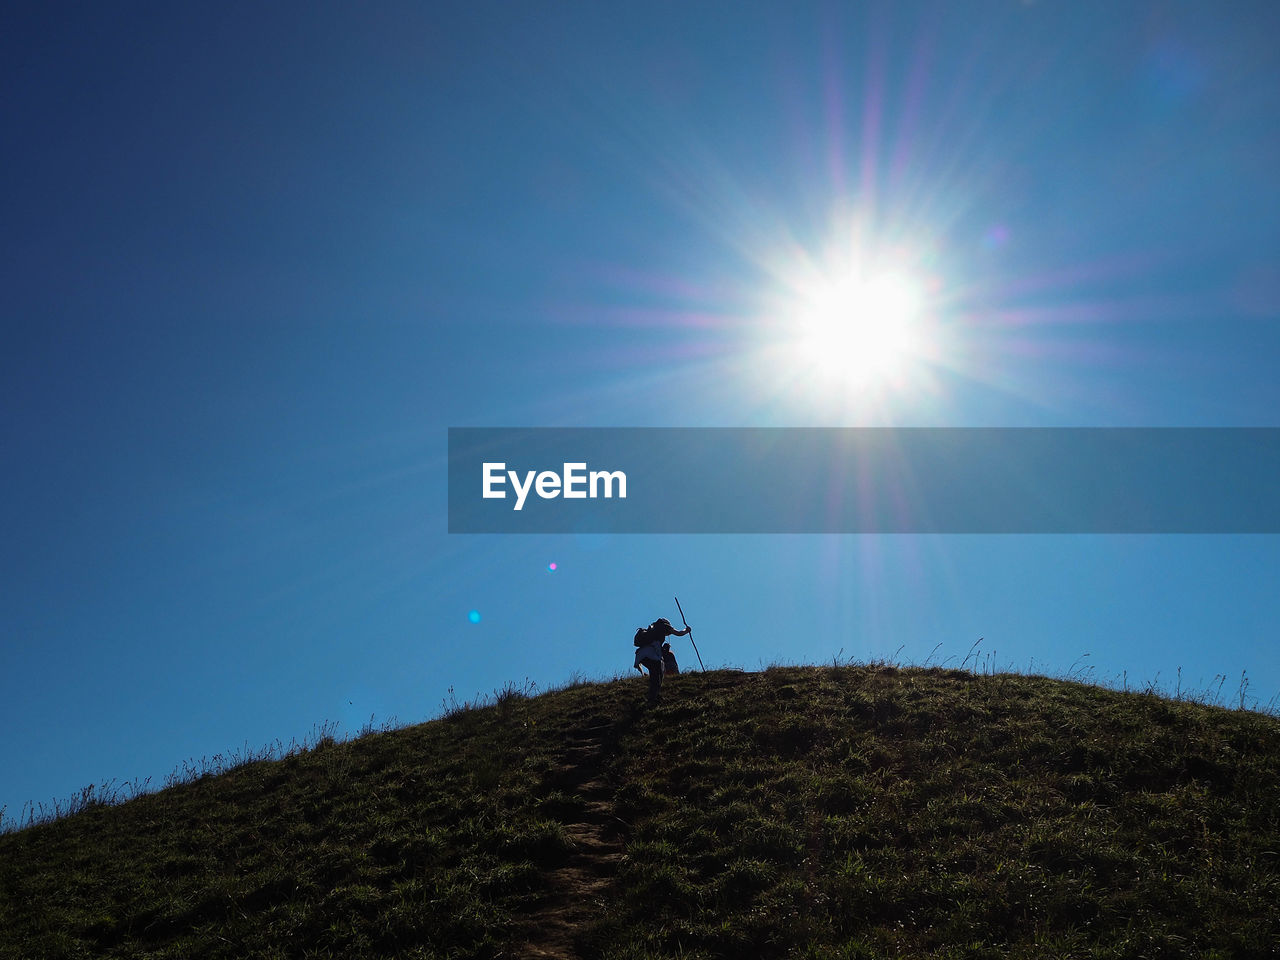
633, 620, 669, 647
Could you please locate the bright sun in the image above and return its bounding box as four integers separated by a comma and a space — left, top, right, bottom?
792, 269, 928, 388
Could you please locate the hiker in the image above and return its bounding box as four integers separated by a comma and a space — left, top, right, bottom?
662, 642, 679, 675
634, 617, 690, 703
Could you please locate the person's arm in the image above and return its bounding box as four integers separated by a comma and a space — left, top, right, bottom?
674, 626, 691, 637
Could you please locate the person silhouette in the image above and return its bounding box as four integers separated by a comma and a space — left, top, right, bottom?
633, 617, 690, 703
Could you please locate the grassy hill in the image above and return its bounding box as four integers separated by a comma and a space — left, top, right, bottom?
2, 665, 1279, 959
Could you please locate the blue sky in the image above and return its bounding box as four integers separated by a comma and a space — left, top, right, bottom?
3, 1, 1279, 821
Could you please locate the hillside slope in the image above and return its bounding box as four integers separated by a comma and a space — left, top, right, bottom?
2, 665, 1278, 959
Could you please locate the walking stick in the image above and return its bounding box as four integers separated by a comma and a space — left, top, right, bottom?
674, 596, 705, 671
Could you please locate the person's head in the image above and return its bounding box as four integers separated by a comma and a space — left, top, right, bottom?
662, 642, 671, 651
654, 617, 672, 630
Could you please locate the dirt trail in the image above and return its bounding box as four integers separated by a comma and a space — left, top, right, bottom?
518, 717, 627, 959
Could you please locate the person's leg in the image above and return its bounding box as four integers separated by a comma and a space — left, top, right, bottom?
644, 658, 663, 702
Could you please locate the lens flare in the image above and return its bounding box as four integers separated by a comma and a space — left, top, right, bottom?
468, 610, 481, 624
982, 224, 1010, 251
547, 562, 557, 571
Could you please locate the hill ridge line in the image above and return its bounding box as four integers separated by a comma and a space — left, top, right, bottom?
4, 666, 1280, 957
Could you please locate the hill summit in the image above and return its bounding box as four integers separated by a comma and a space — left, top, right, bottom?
3, 665, 1279, 958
